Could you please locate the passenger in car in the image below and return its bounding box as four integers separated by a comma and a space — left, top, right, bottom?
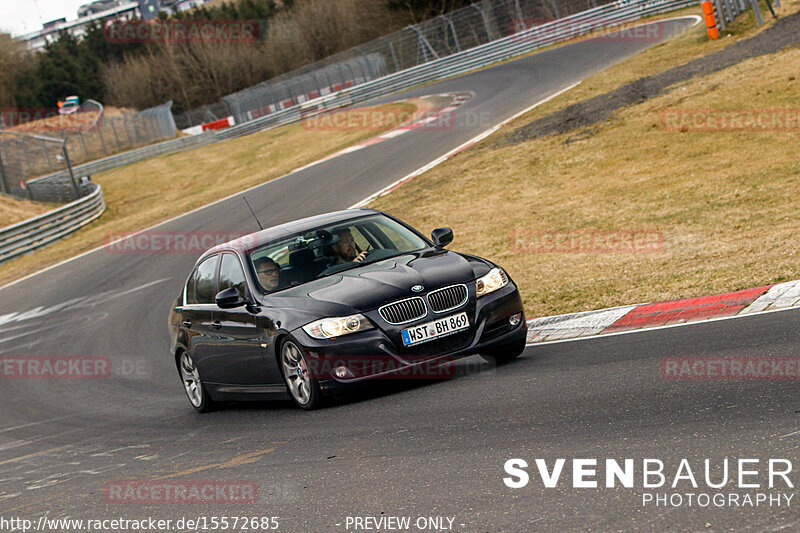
254, 257, 281, 291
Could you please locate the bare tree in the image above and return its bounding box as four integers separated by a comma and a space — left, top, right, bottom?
0, 32, 32, 107
102, 0, 406, 112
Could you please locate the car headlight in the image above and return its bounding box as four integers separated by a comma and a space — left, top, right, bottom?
302, 314, 374, 339
476, 267, 509, 297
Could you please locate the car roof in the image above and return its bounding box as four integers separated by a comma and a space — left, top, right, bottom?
205, 208, 382, 257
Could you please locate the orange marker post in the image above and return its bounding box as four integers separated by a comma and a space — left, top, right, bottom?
702, 1, 719, 39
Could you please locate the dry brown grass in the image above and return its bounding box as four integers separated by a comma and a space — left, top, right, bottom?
372, 5, 800, 317
0, 195, 55, 227
0, 101, 418, 285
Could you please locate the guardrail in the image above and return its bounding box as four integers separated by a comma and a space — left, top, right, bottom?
217, 0, 699, 140
27, 131, 218, 193
26, 0, 696, 191
0, 184, 105, 264
1, 101, 178, 197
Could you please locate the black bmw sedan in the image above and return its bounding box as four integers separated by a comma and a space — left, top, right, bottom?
169, 209, 527, 411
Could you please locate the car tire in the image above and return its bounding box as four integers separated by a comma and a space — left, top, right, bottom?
279, 337, 324, 410
481, 338, 527, 365
178, 351, 215, 413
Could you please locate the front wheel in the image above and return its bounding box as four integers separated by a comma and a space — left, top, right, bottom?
481, 338, 527, 366
179, 351, 214, 413
279, 337, 324, 410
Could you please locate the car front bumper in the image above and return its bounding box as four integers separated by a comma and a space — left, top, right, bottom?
291, 283, 527, 390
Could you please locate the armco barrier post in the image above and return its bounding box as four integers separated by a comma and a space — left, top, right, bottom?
79, 133, 90, 160
110, 118, 121, 150
750, 0, 764, 24
552, 0, 561, 19
473, 4, 495, 41
0, 150, 9, 194
514, 0, 524, 20
97, 127, 107, 153
726, 0, 738, 20
61, 142, 80, 199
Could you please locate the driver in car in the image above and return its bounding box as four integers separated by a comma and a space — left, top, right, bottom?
331, 228, 369, 264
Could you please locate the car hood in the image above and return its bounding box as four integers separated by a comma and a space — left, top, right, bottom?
266, 250, 489, 314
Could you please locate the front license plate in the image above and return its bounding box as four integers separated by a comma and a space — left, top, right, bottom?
401, 312, 469, 346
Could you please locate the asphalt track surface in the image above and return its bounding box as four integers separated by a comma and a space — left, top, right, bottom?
3, 17, 799, 532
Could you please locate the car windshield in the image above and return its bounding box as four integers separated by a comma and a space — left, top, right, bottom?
248, 214, 428, 293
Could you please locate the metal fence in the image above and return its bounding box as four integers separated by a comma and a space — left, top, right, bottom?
215, 0, 699, 140
177, 0, 618, 129
224, 54, 388, 126
712, 0, 777, 28
0, 101, 177, 197
25, 131, 218, 203
174, 101, 231, 131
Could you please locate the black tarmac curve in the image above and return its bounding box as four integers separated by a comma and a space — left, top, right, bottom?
3, 17, 798, 532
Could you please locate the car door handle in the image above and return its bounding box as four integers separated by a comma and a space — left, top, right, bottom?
182, 320, 192, 328
211, 321, 222, 329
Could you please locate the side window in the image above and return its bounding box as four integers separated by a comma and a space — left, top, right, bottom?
186, 255, 218, 305
219, 253, 247, 298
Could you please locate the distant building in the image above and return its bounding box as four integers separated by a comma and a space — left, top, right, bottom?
78, 0, 126, 18
18, 0, 210, 51
155, 0, 210, 15
42, 18, 67, 30
19, 1, 140, 52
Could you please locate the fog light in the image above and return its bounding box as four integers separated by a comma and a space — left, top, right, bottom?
509, 313, 522, 326
334, 366, 349, 378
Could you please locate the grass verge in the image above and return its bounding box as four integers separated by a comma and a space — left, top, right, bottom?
0, 195, 55, 227
0, 101, 419, 286
371, 1, 800, 317
503, 0, 795, 129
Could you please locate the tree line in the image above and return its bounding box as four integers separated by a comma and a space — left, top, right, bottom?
0, 0, 474, 115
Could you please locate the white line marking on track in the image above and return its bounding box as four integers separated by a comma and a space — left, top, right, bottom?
0, 278, 170, 327
0, 416, 83, 434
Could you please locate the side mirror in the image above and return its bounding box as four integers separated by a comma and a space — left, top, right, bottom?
431, 227, 454, 248
216, 288, 247, 309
